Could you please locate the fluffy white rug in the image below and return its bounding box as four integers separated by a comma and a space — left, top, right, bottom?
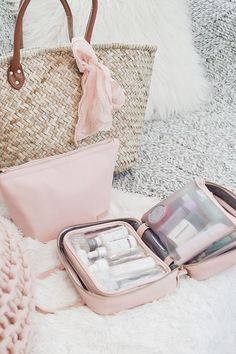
1, 189, 235, 354
12, 0, 210, 119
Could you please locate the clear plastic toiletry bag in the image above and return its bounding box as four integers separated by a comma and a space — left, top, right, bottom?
58, 222, 177, 314
58, 178, 236, 314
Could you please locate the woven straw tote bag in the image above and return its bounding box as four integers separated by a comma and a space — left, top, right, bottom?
0, 0, 156, 173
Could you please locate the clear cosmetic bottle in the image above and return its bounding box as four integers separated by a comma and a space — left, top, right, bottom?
89, 257, 165, 290
70, 226, 129, 252
87, 235, 138, 261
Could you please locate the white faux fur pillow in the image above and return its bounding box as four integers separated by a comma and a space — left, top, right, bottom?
15, 0, 210, 119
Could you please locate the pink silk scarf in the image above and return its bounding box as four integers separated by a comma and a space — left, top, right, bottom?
72, 37, 125, 141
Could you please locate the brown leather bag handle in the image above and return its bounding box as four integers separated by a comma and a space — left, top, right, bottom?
84, 0, 98, 44
18, 0, 74, 49
7, 0, 98, 90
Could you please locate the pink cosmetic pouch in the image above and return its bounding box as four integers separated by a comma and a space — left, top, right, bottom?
58, 178, 236, 314
0, 139, 119, 242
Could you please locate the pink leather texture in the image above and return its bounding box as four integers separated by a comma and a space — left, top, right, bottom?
72, 37, 125, 141
70, 266, 178, 315
0, 139, 119, 242
185, 249, 236, 280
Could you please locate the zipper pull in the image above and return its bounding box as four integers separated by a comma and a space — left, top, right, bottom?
176, 265, 188, 286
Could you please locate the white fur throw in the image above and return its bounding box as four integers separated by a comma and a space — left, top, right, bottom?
13, 0, 210, 119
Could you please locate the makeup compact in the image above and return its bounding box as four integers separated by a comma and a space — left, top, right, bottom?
58, 178, 236, 314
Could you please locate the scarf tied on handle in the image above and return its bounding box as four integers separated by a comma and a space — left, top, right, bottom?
72, 37, 125, 142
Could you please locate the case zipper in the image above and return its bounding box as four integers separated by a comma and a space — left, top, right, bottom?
0, 139, 115, 174
176, 265, 188, 286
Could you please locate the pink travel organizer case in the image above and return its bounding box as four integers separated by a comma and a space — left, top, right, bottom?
58, 178, 236, 314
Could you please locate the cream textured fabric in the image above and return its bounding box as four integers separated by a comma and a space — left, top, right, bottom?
0, 44, 156, 172
0, 217, 34, 354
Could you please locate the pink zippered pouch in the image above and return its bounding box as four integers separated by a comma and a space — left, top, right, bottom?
0, 139, 119, 242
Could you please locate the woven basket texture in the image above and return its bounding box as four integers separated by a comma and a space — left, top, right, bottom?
0, 44, 156, 173
0, 217, 34, 354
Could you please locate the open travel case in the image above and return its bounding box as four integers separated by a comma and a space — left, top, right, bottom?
58, 179, 236, 314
